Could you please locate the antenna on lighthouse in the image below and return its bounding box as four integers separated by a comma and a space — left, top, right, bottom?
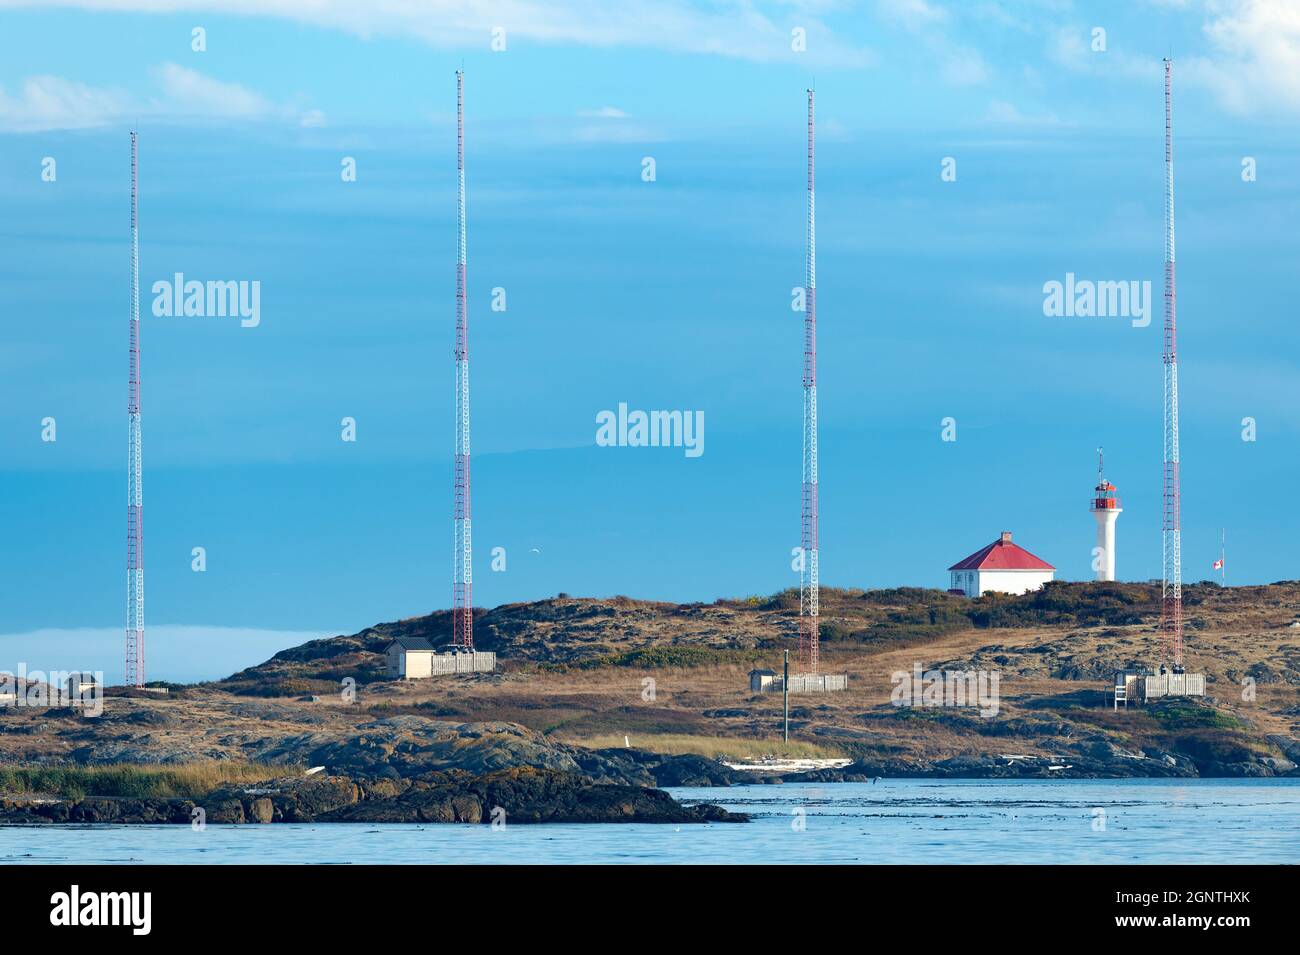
1090, 446, 1121, 583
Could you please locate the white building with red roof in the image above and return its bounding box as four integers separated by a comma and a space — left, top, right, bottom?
948, 531, 1055, 597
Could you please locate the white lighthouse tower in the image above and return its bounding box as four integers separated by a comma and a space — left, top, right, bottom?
1090, 448, 1122, 581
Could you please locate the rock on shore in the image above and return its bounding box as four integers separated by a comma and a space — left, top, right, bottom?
0, 767, 746, 826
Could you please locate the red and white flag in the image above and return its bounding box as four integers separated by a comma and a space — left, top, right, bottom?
1213, 558, 1224, 570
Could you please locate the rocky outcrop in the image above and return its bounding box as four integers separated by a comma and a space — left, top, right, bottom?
574, 748, 747, 787
320, 767, 741, 824
244, 718, 627, 780
0, 768, 745, 826
238, 718, 748, 788
1266, 735, 1300, 766
0, 795, 196, 825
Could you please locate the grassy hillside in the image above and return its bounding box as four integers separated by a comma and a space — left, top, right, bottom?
3, 581, 1298, 780
212, 580, 1292, 695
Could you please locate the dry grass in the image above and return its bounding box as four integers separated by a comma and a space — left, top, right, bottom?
0, 761, 285, 800
2, 584, 1296, 779
563, 733, 846, 760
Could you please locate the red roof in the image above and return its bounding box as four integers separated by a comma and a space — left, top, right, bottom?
948, 532, 1055, 571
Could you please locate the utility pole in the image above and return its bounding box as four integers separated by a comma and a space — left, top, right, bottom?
783, 649, 790, 743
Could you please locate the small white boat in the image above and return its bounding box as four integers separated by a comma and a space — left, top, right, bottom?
721, 756, 853, 774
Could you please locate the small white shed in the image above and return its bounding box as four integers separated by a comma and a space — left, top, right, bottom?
385, 637, 436, 679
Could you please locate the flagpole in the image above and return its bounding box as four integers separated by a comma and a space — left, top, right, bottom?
1221, 528, 1226, 587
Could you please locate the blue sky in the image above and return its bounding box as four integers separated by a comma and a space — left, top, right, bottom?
2, 1, 1299, 681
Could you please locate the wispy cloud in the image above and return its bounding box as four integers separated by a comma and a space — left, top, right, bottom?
982, 98, 1061, 126
151, 61, 275, 118
0, 75, 130, 132
570, 123, 661, 143
0, 62, 323, 131
0, 0, 873, 65
876, 0, 948, 30
1046, 24, 1160, 80
941, 47, 991, 85
1184, 0, 1300, 115
1043, 1, 1300, 116
570, 104, 658, 141
875, 0, 989, 86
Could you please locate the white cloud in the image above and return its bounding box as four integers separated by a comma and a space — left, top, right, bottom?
1184, 0, 1300, 115
1046, 25, 1090, 70
1044, 2, 1300, 116
0, 0, 873, 65
568, 104, 658, 141
876, 0, 948, 29
983, 98, 1060, 126
0, 62, 323, 131
941, 47, 990, 85
0, 75, 129, 131
1045, 25, 1161, 82
875, 0, 989, 86
968, 1, 1037, 33
151, 61, 274, 118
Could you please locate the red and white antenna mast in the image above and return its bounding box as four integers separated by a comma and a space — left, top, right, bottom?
798, 88, 820, 674
126, 131, 145, 687
1160, 59, 1183, 670
452, 70, 474, 649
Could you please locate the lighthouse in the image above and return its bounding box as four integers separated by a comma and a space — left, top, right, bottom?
1090, 448, 1122, 581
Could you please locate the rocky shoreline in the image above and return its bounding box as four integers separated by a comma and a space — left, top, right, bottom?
589, 738, 1300, 785
2, 742, 1294, 828
0, 767, 746, 826
744, 746, 1298, 783
3, 724, 1295, 830
4, 582, 1299, 820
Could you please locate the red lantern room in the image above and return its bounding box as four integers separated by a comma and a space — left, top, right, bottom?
1092, 479, 1121, 511
1090, 448, 1121, 511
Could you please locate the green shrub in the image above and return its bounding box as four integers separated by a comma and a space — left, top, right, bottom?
1148, 700, 1243, 729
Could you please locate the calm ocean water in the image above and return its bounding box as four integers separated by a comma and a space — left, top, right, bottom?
2, 778, 1296, 864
